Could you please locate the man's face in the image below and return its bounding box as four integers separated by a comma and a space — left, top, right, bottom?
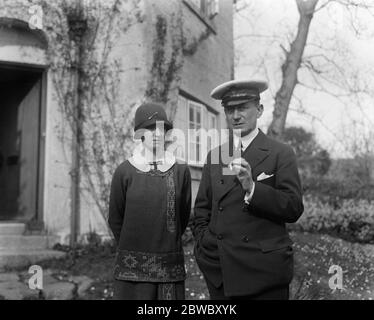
224, 100, 263, 136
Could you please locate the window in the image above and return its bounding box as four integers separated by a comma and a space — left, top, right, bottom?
173, 95, 219, 166
188, 101, 204, 165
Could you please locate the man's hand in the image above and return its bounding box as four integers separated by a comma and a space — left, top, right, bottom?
229, 158, 254, 193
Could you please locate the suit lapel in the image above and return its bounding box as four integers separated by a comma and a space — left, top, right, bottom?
243, 130, 270, 175
217, 130, 271, 201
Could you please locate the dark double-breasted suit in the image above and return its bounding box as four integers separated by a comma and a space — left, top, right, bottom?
193, 130, 304, 297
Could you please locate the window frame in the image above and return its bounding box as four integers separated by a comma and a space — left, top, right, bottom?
174, 94, 219, 167
188, 100, 205, 167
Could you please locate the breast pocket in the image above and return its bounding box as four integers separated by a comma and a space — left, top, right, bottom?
256, 174, 276, 187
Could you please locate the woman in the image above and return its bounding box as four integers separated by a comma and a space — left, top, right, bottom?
108, 102, 191, 300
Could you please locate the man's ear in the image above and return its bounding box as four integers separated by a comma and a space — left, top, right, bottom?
257, 104, 264, 118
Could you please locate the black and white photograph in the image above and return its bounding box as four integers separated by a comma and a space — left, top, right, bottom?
0, 0, 373, 306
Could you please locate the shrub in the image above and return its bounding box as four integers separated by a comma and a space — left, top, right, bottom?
302, 175, 374, 202
294, 196, 374, 243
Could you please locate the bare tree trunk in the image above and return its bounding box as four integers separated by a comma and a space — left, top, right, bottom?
267, 0, 318, 140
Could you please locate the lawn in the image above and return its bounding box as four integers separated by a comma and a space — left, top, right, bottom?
289, 231, 374, 300
7, 230, 374, 300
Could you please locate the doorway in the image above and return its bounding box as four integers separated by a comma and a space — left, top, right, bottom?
0, 63, 45, 223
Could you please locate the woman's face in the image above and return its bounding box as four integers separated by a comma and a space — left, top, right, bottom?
142, 124, 166, 152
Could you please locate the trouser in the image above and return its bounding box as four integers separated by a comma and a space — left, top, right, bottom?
205, 277, 289, 300
113, 279, 185, 300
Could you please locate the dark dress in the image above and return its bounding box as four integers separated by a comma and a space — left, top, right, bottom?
108, 159, 191, 300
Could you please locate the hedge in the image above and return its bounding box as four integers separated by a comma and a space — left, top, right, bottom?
293, 196, 374, 244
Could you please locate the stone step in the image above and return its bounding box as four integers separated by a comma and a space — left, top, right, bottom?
0, 223, 26, 235
0, 250, 66, 271
0, 235, 56, 250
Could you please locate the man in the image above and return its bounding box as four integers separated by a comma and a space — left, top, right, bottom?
193, 80, 304, 300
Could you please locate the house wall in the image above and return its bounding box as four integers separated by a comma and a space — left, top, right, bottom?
0, 0, 234, 244
0, 8, 74, 244
142, 0, 234, 205
180, 0, 234, 109
80, 0, 234, 238
78, 0, 149, 239
179, 0, 234, 203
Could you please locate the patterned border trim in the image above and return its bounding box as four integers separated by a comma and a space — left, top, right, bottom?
114, 249, 186, 282
165, 169, 176, 233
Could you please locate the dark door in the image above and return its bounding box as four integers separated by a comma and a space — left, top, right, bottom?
0, 65, 43, 222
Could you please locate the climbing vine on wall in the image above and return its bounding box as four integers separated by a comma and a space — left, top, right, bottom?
145, 1, 212, 123
0, 0, 211, 239
36, 0, 144, 230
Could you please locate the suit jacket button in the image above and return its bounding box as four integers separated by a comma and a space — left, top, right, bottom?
219, 207, 223, 211
217, 234, 223, 240
242, 236, 249, 242
219, 179, 224, 184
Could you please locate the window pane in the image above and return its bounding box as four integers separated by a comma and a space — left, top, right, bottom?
189, 106, 194, 123
197, 110, 201, 124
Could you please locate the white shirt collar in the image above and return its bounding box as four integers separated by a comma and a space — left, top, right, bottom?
129, 143, 176, 172
233, 126, 259, 151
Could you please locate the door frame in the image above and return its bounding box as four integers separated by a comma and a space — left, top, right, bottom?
0, 61, 47, 231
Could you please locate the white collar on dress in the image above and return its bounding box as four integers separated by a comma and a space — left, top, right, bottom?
233, 126, 259, 151
129, 144, 176, 172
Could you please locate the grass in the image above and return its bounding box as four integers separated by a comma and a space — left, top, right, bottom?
290, 231, 374, 300
4, 230, 374, 300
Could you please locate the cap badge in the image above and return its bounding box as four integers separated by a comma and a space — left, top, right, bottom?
148, 112, 158, 120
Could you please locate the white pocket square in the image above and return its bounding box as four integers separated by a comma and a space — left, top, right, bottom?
257, 172, 274, 181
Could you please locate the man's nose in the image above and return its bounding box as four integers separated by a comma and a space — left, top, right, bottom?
232, 109, 241, 120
